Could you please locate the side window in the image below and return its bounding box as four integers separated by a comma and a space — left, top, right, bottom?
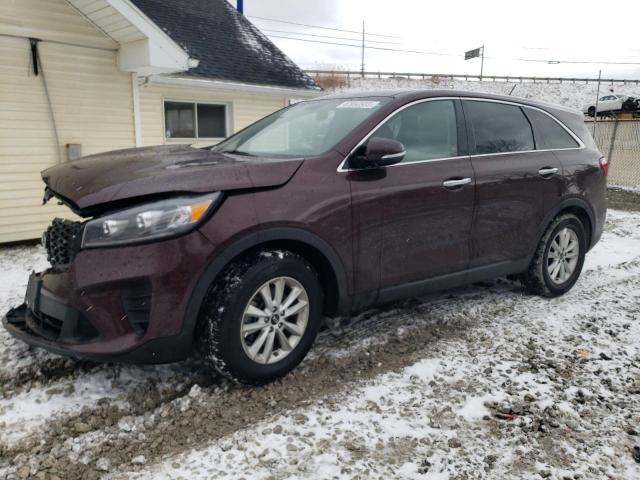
164, 101, 228, 139
525, 108, 580, 150
367, 100, 458, 162
465, 101, 534, 154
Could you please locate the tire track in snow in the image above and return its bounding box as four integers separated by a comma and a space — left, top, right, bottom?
0, 210, 639, 478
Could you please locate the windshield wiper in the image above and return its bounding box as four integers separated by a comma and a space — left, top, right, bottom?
220, 149, 255, 157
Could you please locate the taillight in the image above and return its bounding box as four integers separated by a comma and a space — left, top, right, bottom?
599, 157, 609, 176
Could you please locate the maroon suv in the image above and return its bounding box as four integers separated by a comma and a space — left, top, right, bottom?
3, 90, 607, 384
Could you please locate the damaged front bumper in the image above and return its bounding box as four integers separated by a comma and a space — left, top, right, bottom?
3, 271, 101, 359
3, 228, 217, 364
3, 302, 191, 364
2, 273, 183, 364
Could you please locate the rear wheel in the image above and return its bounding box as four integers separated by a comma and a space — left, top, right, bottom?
521, 213, 587, 297
196, 250, 323, 385
587, 106, 596, 117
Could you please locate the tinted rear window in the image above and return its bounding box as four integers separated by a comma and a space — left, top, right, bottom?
525, 108, 579, 150
465, 101, 534, 154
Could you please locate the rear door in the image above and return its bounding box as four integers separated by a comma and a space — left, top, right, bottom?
463, 99, 564, 268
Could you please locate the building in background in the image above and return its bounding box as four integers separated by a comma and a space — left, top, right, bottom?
0, 0, 320, 243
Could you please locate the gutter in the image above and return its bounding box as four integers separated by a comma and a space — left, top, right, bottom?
147, 76, 323, 98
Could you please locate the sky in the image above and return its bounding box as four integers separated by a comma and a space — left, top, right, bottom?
227, 0, 640, 80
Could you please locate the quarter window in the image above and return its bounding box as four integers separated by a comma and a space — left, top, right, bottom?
525, 108, 579, 150
165, 101, 228, 139
367, 100, 458, 162
465, 101, 534, 154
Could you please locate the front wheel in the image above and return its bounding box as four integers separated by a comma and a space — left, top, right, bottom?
196, 250, 323, 385
521, 214, 587, 297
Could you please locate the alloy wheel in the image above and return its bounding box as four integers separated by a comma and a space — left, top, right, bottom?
240, 276, 309, 365
546, 227, 580, 285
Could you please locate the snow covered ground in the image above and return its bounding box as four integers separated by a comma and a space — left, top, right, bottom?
328, 76, 640, 112
1, 207, 640, 479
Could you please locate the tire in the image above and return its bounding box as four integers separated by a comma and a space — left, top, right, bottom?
521, 213, 587, 297
196, 249, 323, 385
587, 106, 596, 117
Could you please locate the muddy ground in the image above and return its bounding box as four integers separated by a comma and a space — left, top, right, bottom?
607, 187, 640, 212
0, 188, 639, 480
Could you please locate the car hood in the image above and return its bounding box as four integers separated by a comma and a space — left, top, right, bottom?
41, 145, 303, 215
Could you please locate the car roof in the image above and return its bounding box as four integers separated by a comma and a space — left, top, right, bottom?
318, 89, 582, 115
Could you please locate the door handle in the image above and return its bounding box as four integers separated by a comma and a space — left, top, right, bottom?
538, 167, 559, 176
442, 177, 472, 189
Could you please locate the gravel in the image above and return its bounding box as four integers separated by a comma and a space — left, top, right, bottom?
0, 190, 639, 479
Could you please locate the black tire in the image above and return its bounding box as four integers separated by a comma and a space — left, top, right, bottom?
196, 249, 323, 385
587, 106, 596, 117
521, 213, 587, 297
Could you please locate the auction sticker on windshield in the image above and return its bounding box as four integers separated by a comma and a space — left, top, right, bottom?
336, 101, 381, 109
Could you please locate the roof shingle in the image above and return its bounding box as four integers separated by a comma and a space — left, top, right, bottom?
131, 0, 318, 90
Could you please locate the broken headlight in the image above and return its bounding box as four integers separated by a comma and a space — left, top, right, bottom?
82, 193, 221, 248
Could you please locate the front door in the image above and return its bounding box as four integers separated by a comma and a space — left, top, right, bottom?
348, 99, 475, 295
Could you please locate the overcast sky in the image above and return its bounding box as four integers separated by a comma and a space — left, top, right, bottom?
228, 0, 640, 79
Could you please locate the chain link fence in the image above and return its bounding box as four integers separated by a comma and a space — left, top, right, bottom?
590, 119, 640, 188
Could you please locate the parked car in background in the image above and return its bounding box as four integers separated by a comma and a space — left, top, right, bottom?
583, 94, 628, 116
4, 90, 608, 385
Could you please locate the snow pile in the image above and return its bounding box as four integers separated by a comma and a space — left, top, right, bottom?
1, 208, 639, 479
330, 76, 640, 110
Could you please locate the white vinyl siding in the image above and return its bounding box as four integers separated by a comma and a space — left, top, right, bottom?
0, 0, 117, 49
0, 36, 134, 243
0, 0, 304, 243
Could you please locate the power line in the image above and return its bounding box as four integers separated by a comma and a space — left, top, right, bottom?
248, 15, 401, 38
267, 33, 640, 67
260, 28, 402, 45
266, 34, 461, 57
513, 57, 640, 66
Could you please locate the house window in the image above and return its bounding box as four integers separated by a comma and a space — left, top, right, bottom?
164, 101, 228, 139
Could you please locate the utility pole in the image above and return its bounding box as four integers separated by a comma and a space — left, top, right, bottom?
361, 20, 365, 78
480, 45, 485, 81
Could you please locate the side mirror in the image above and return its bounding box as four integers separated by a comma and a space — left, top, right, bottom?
351, 137, 406, 169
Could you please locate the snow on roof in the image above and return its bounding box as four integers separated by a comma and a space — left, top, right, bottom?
130, 0, 319, 90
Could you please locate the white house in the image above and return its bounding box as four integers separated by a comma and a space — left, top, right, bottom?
0, 0, 320, 243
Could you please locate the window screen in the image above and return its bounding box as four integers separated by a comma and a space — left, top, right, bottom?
465, 101, 534, 154
165, 102, 195, 138
368, 100, 458, 162
525, 108, 579, 150
164, 101, 227, 139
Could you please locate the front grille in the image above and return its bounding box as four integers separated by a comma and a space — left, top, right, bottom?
43, 218, 84, 271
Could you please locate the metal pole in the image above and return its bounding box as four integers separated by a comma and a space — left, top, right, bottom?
593, 69, 601, 136
361, 20, 365, 78
480, 45, 484, 81
608, 116, 619, 165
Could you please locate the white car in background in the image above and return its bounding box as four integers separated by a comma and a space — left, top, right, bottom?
583, 94, 627, 116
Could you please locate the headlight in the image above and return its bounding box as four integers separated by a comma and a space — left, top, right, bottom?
82, 193, 221, 248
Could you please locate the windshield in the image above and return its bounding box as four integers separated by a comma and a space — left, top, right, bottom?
213, 97, 391, 157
